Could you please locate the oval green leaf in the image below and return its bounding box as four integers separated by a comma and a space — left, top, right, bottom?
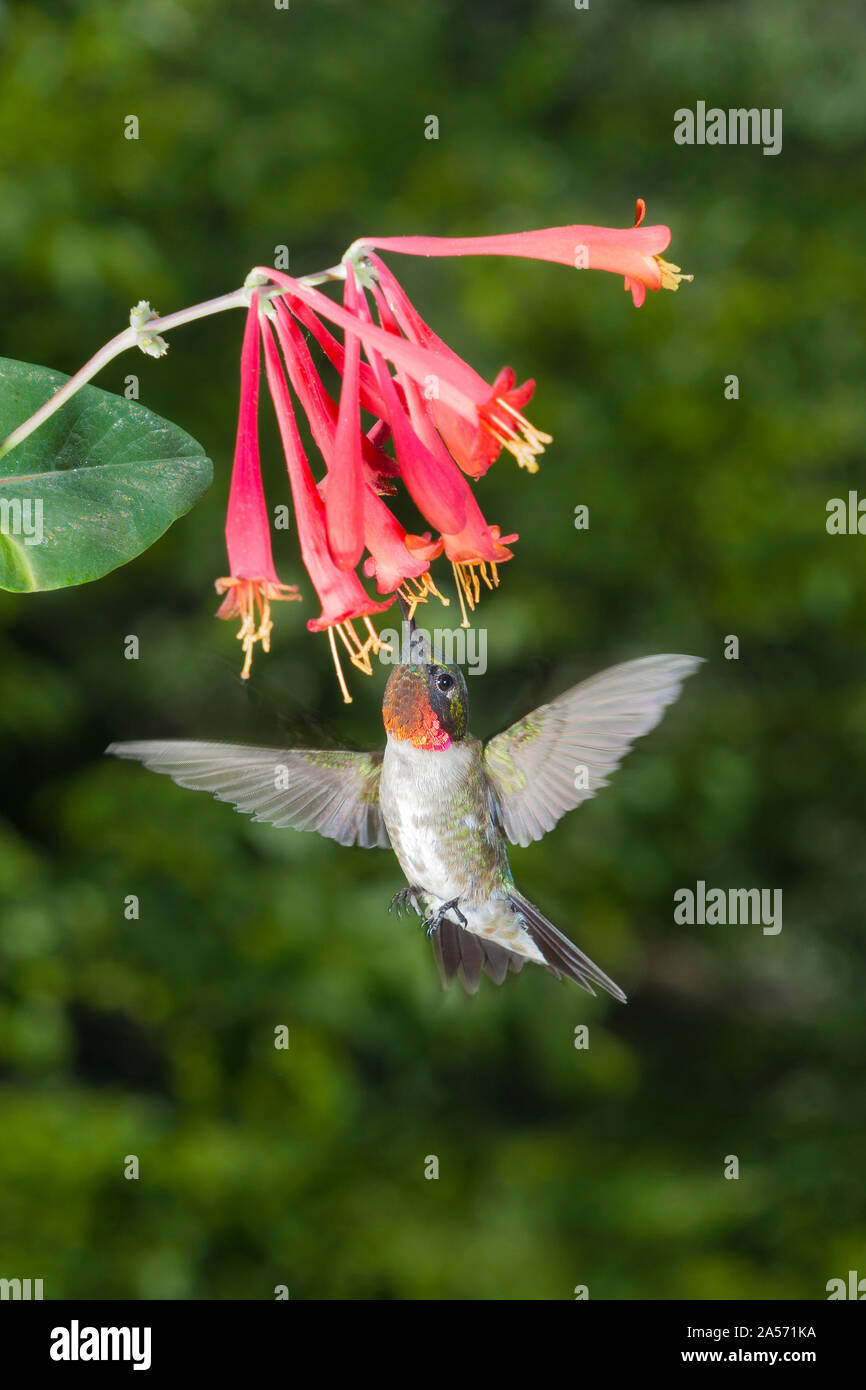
0, 357, 213, 591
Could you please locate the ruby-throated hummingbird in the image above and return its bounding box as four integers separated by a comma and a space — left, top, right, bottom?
107, 618, 700, 1000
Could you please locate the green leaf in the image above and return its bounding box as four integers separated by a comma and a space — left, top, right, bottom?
0, 358, 213, 592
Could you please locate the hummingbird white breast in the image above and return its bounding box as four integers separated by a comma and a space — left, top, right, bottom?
379, 735, 545, 961
380, 735, 485, 902
378, 739, 494, 900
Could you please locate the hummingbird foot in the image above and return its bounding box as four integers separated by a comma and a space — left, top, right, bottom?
422, 897, 467, 939
389, 885, 424, 918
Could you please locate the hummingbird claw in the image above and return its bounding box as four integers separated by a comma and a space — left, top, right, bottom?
444, 897, 468, 931
422, 897, 466, 938
389, 885, 424, 918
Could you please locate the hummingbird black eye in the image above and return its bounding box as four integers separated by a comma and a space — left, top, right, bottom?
435, 671, 455, 694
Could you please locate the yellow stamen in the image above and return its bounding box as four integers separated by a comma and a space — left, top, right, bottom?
324, 614, 393, 701
483, 396, 552, 472
486, 426, 540, 474
453, 565, 471, 628
397, 581, 423, 622
397, 571, 451, 620
451, 559, 498, 628
335, 618, 373, 674
497, 397, 554, 447
328, 625, 353, 704
655, 256, 693, 292
362, 613, 388, 654
214, 577, 300, 679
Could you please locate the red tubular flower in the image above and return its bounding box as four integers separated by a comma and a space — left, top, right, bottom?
367, 261, 547, 476
336, 271, 474, 539
361, 484, 443, 597
366, 341, 471, 536
270, 298, 397, 494
288, 296, 389, 420
252, 267, 494, 431
434, 367, 538, 478
259, 309, 391, 702
215, 292, 300, 679
211, 208, 689, 692
438, 492, 518, 627
360, 313, 519, 621
276, 269, 542, 500
324, 266, 365, 570
358, 275, 523, 618
355, 199, 692, 308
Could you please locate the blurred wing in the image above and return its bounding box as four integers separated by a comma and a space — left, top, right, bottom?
106, 740, 389, 848
484, 654, 702, 847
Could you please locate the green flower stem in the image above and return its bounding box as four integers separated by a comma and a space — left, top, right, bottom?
0, 265, 346, 460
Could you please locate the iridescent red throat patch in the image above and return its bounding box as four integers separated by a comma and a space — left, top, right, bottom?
382, 668, 451, 750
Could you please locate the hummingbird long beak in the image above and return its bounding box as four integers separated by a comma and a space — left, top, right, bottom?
396, 590, 417, 633
395, 590, 432, 665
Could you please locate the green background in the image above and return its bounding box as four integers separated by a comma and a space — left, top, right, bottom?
1, 0, 864, 1299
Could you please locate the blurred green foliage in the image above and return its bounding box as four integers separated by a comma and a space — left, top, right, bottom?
1, 0, 865, 1300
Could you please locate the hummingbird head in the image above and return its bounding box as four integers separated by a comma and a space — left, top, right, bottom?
382, 660, 469, 750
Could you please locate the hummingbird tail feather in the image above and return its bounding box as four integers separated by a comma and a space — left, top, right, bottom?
433, 918, 525, 995
508, 891, 627, 1003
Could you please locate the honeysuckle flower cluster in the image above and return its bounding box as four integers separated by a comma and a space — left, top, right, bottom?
215, 200, 691, 696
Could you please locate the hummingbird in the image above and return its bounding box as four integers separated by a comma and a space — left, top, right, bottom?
107, 615, 700, 1000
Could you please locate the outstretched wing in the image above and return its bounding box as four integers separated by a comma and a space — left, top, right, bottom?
106, 741, 389, 848
484, 654, 702, 848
